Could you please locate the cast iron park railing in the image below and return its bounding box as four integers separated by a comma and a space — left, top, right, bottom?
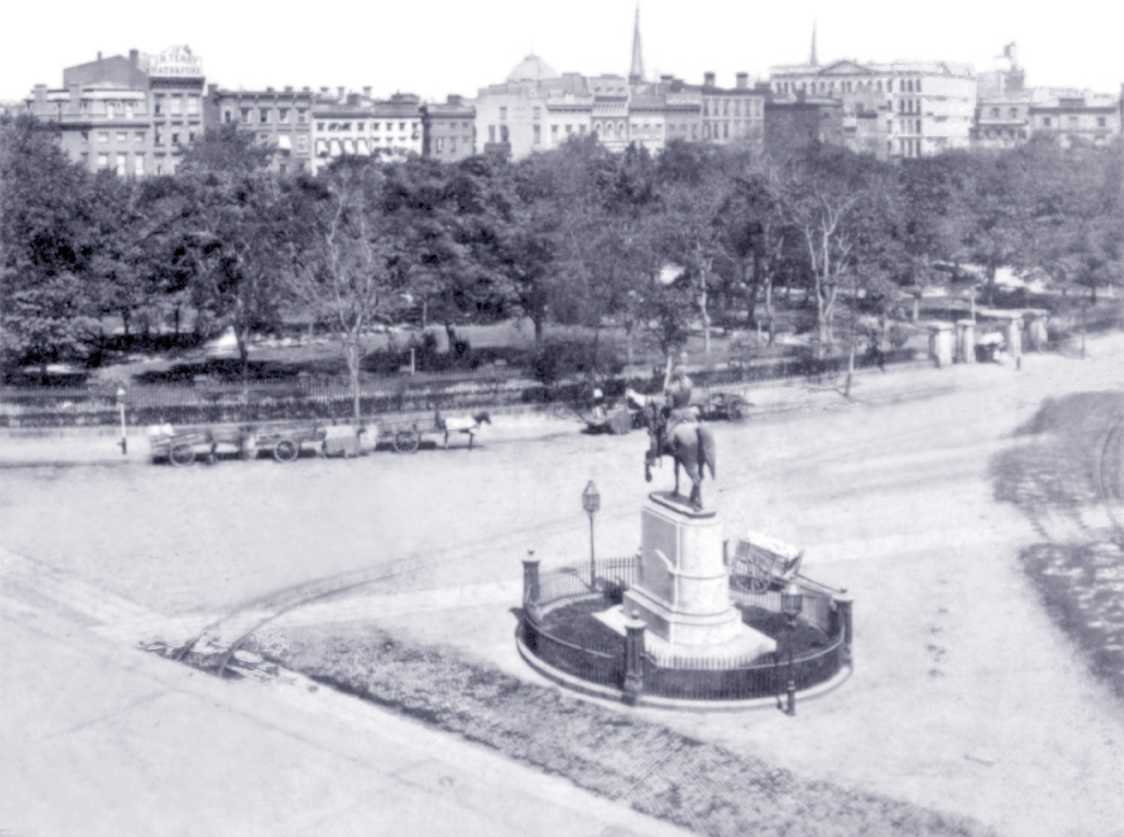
0, 348, 917, 429
520, 554, 853, 704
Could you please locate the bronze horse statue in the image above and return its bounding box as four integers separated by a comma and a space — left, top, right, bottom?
641, 397, 717, 510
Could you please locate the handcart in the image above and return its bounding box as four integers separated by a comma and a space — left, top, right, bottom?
728, 530, 805, 593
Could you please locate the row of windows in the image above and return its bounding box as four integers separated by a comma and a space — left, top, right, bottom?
898, 99, 921, 114
224, 107, 309, 125
83, 151, 153, 176
314, 138, 416, 156
1038, 115, 1109, 128
313, 121, 419, 133
432, 121, 473, 132
702, 99, 763, 118
153, 95, 200, 117
776, 77, 924, 95
87, 129, 194, 145
432, 137, 468, 154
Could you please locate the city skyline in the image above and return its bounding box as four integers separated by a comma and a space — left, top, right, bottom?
4, 0, 1123, 106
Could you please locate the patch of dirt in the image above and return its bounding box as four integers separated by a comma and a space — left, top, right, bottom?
274, 622, 994, 837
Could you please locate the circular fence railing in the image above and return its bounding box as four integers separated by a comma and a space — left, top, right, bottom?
519, 554, 852, 704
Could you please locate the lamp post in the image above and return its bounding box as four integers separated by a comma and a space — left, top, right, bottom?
116, 387, 127, 455
780, 580, 804, 716
582, 481, 600, 588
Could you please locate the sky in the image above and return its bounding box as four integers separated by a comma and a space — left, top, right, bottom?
3, 0, 1122, 104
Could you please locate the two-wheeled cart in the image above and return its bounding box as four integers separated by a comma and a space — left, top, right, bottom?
728, 530, 805, 593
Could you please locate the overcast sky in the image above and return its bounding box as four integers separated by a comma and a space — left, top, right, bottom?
3, 0, 1122, 104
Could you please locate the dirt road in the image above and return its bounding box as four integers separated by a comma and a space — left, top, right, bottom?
3, 345, 1124, 836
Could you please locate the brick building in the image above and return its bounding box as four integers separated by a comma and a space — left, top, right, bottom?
25, 46, 206, 176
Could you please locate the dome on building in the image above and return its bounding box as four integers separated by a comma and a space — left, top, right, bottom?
506, 54, 558, 83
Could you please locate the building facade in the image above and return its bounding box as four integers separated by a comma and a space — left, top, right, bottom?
204, 85, 314, 173
24, 46, 206, 176
769, 59, 976, 158
421, 95, 476, 162
309, 90, 423, 174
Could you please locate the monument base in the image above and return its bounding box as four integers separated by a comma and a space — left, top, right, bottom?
595, 605, 775, 663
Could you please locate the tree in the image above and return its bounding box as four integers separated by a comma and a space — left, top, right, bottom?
0, 115, 100, 380
174, 125, 287, 385
772, 143, 896, 356
286, 159, 409, 422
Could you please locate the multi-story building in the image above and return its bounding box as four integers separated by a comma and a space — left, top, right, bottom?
204, 85, 314, 173
769, 58, 976, 158
1029, 90, 1120, 148
24, 46, 206, 176
309, 90, 423, 173
421, 95, 476, 162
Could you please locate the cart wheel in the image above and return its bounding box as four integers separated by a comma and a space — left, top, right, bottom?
747, 555, 772, 593
169, 443, 195, 467
273, 439, 300, 463
394, 429, 420, 454
730, 554, 754, 592
728, 400, 748, 422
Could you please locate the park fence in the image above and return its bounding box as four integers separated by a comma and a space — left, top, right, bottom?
0, 348, 917, 429
520, 555, 853, 703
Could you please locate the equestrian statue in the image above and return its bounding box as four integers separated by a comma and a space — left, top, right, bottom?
629, 365, 716, 510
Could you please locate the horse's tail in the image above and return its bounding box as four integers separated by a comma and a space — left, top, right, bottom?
698, 424, 716, 480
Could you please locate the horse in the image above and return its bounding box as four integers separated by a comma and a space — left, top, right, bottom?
642, 397, 717, 510
435, 409, 491, 449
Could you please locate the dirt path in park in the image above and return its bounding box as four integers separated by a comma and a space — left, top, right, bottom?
2, 342, 1124, 836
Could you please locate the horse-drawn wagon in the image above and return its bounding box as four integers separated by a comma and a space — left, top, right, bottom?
148, 425, 256, 466
378, 409, 491, 453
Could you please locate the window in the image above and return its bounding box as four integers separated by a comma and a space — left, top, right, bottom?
579, 125, 587, 135
97, 131, 109, 143
1009, 107, 1018, 118
991, 107, 1000, 118
171, 132, 180, 146
154, 128, 163, 146
436, 138, 444, 152
97, 153, 109, 169
223, 109, 232, 123
125, 102, 134, 119
317, 122, 326, 131
532, 107, 541, 120
189, 130, 196, 142
1098, 117, 1107, 127
170, 97, 182, 116
242, 109, 252, 122
355, 121, 364, 131
1043, 117, 1052, 127
134, 155, 144, 176
450, 138, 457, 154
551, 125, 559, 138
133, 131, 145, 144
533, 125, 541, 144
500, 125, 509, 142
117, 132, 127, 143
296, 135, 309, 153
1067, 116, 1077, 127
260, 109, 270, 123
499, 107, 507, 121
488, 125, 496, 142
565, 124, 573, 135
399, 122, 406, 132
106, 103, 115, 119
116, 154, 127, 176
297, 109, 308, 124
188, 97, 199, 115
386, 122, 393, 131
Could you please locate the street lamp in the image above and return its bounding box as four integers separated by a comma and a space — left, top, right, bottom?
582, 481, 600, 588
116, 387, 127, 455
780, 580, 804, 716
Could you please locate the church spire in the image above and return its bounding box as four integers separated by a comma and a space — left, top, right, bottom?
810, 22, 818, 67
629, 7, 645, 84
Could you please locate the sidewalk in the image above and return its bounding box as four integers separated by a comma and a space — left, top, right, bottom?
0, 572, 691, 837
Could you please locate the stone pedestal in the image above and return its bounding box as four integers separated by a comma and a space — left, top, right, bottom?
955, 319, 976, 364
606, 492, 774, 660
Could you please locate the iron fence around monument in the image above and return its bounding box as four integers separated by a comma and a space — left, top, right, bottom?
523, 556, 850, 702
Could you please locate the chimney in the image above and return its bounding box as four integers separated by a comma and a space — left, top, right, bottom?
704, 72, 716, 87
660, 74, 673, 83
320, 86, 329, 94
266, 86, 275, 93
363, 86, 372, 98
337, 86, 345, 99
129, 49, 139, 67
207, 83, 217, 95
284, 86, 293, 93
97, 51, 102, 61
303, 86, 311, 92
736, 72, 748, 89
447, 94, 462, 105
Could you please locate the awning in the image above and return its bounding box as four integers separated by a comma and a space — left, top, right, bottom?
343, 139, 356, 155
330, 139, 341, 157
277, 134, 292, 150
315, 139, 328, 157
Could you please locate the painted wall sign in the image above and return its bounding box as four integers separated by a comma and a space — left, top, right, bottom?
148, 46, 203, 78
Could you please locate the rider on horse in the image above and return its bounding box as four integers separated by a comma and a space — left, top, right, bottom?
660, 365, 698, 450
